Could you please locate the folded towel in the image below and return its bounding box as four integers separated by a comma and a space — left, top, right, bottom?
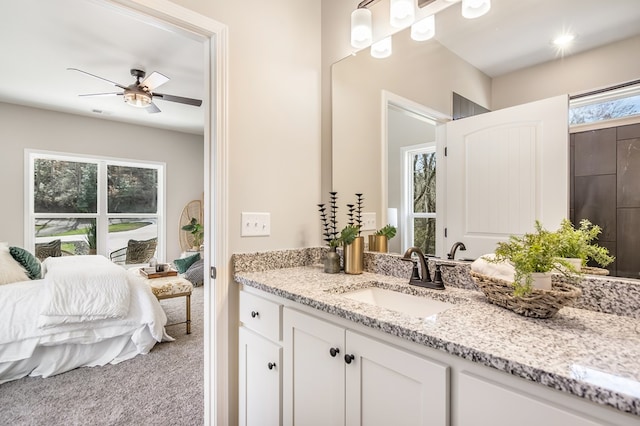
470, 254, 515, 283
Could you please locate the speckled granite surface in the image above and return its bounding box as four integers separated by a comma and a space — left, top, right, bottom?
232, 248, 640, 417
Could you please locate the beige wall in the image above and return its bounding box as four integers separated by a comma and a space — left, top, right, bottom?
0, 102, 203, 262
492, 34, 640, 110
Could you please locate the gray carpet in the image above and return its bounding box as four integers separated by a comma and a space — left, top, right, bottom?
0, 286, 204, 426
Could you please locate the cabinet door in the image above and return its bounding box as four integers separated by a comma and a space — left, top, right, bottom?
283, 308, 345, 426
458, 372, 604, 426
239, 327, 282, 426
345, 331, 449, 426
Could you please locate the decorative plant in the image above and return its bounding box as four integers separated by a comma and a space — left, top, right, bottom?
491, 221, 574, 296
318, 195, 340, 248
355, 193, 364, 235
555, 219, 614, 267
181, 217, 204, 248
375, 224, 397, 240
84, 222, 97, 251
339, 224, 360, 246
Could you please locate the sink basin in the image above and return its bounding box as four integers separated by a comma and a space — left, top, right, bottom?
341, 286, 455, 318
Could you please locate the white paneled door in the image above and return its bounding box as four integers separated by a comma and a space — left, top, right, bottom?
444, 95, 569, 259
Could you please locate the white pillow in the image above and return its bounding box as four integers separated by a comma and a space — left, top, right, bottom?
0, 242, 30, 285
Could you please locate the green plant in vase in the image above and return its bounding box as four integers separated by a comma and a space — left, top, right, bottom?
84, 221, 97, 254
181, 217, 204, 249
555, 219, 614, 270
492, 221, 569, 296
318, 192, 341, 273
370, 224, 397, 252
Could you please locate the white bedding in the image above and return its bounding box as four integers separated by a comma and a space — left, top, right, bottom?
0, 256, 172, 384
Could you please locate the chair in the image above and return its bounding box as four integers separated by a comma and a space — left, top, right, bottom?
110, 238, 158, 265
35, 239, 62, 261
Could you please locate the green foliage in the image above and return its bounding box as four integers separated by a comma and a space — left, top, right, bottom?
84, 221, 97, 249
182, 217, 204, 247
492, 221, 566, 296
375, 224, 397, 239
339, 225, 360, 246
107, 165, 158, 213
555, 219, 614, 267
34, 159, 98, 213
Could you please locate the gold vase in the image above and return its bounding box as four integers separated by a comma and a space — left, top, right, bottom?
374, 235, 388, 253
368, 235, 377, 252
344, 236, 364, 274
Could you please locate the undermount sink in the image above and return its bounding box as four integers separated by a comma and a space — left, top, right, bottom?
340, 286, 455, 318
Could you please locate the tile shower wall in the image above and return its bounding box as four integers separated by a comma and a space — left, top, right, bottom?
571, 123, 640, 278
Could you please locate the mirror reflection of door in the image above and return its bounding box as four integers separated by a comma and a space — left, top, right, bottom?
385, 98, 442, 255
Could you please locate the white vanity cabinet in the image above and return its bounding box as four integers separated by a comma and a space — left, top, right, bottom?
238, 290, 283, 426
283, 308, 449, 426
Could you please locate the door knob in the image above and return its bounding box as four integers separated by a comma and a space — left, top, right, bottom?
344, 354, 355, 364
329, 347, 340, 357
251, 311, 259, 318
268, 362, 276, 370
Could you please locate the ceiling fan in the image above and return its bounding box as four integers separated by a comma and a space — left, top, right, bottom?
67, 67, 202, 114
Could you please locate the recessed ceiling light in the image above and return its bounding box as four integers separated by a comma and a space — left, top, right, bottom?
552, 33, 576, 47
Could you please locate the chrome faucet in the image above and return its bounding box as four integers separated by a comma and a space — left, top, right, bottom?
401, 247, 445, 290
447, 242, 467, 260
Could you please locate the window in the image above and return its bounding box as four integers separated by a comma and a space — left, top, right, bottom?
570, 83, 640, 127
402, 144, 436, 254
27, 151, 165, 263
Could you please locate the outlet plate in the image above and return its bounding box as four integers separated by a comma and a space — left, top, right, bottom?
241, 212, 271, 237
361, 212, 376, 231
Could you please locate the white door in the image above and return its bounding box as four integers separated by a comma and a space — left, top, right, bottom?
445, 95, 569, 259
283, 309, 346, 426
345, 331, 449, 426
238, 327, 281, 426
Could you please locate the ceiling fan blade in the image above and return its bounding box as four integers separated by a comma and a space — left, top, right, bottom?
67, 68, 128, 90
78, 92, 123, 97
141, 71, 169, 91
146, 103, 161, 114
154, 92, 203, 107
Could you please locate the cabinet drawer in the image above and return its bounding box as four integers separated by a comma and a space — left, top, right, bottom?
240, 290, 282, 341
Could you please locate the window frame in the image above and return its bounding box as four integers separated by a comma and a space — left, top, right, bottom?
25, 149, 166, 262
401, 143, 437, 252
569, 82, 640, 132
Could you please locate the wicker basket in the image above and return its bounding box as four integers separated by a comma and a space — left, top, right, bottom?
470, 271, 582, 319
582, 266, 609, 276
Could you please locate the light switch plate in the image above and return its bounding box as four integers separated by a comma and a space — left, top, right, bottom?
241, 212, 271, 237
361, 212, 376, 231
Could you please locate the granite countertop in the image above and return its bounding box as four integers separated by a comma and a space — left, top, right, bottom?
235, 264, 640, 417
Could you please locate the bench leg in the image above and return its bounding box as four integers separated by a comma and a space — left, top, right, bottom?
186, 293, 191, 334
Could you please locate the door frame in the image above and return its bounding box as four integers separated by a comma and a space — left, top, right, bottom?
109, 1, 229, 424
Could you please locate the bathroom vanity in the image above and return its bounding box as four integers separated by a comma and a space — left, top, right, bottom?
234, 248, 640, 426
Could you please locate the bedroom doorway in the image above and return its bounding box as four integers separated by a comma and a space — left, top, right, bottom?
103, 1, 228, 424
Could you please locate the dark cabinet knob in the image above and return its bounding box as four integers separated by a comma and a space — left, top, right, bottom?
329, 347, 340, 357
251, 311, 259, 318
344, 354, 355, 364
268, 362, 276, 370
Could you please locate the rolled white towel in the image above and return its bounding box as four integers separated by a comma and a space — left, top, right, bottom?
470, 254, 515, 283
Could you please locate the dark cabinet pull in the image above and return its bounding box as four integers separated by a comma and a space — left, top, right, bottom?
329, 347, 340, 357
268, 362, 276, 370
251, 311, 259, 318
344, 354, 355, 364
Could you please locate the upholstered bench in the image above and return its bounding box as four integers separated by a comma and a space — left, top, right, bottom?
130, 269, 193, 334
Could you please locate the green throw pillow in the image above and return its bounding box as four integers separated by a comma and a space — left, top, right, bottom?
9, 246, 42, 280
174, 252, 201, 274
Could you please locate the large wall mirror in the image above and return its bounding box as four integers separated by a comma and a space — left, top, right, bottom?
331, 0, 640, 279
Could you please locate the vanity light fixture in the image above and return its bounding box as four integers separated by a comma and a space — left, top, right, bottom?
461, 0, 491, 19
390, 0, 415, 28
411, 14, 435, 41
371, 36, 393, 58
351, 7, 373, 48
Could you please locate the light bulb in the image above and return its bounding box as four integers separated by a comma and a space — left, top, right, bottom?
461, 0, 491, 19
351, 8, 372, 49
371, 36, 392, 59
390, 0, 415, 28
411, 15, 435, 41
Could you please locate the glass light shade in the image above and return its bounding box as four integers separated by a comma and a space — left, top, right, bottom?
351, 8, 372, 49
390, 0, 415, 28
371, 36, 392, 59
411, 15, 435, 41
461, 0, 491, 19
124, 90, 152, 108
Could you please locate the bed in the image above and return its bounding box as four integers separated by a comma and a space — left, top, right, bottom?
0, 253, 172, 384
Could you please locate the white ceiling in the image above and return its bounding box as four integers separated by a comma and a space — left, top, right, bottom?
0, 0, 205, 135
1, 0, 639, 135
